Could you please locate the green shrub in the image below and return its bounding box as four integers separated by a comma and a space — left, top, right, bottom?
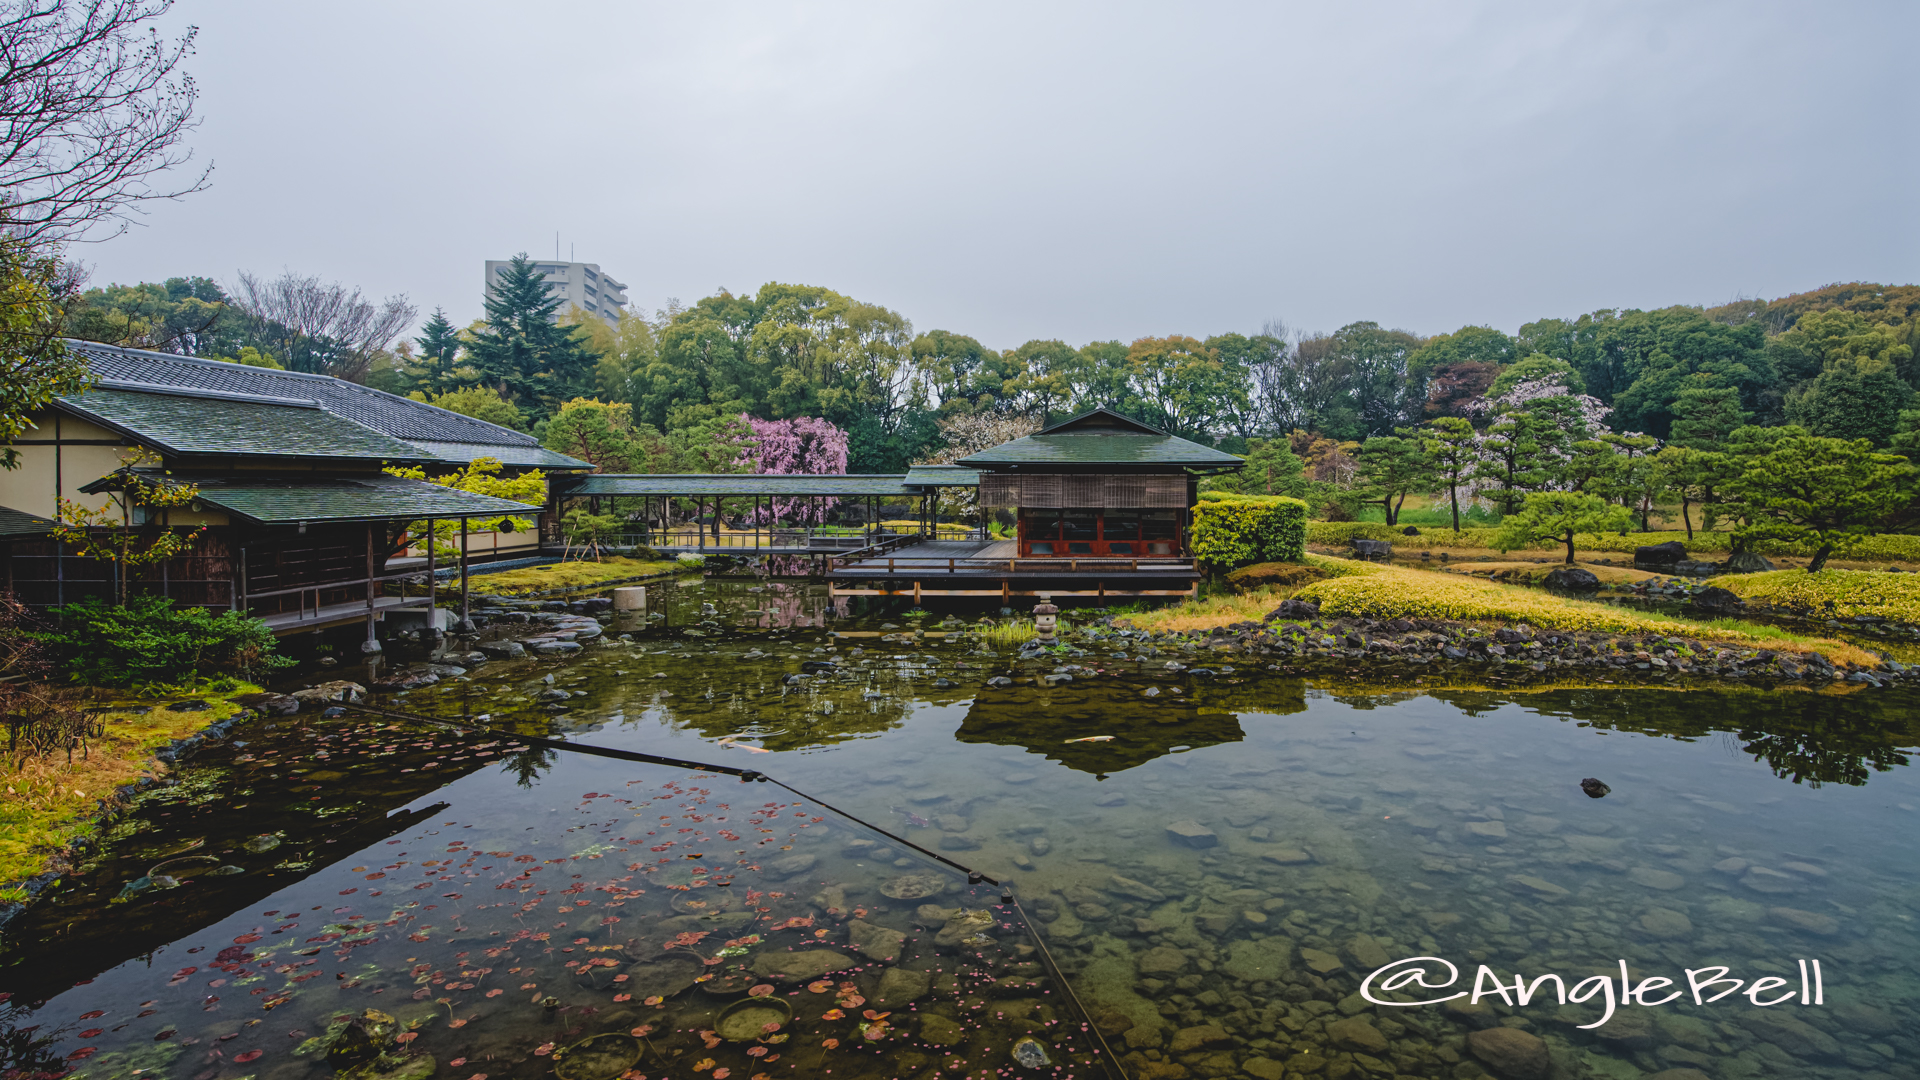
35, 595, 293, 687
1192, 494, 1308, 570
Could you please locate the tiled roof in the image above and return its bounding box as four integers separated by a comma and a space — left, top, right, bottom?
0, 505, 52, 538
62, 340, 590, 468
902, 464, 980, 488
187, 475, 542, 524
563, 474, 917, 497
956, 433, 1243, 468
58, 388, 437, 461
407, 441, 596, 470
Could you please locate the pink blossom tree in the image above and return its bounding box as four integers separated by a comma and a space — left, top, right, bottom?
741, 415, 850, 524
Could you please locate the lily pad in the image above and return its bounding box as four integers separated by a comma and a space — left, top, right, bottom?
552, 1033, 642, 1080
714, 997, 791, 1041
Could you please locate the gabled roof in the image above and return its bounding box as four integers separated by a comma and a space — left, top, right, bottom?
58, 387, 438, 463
955, 409, 1243, 470
1038, 408, 1168, 436
61, 340, 590, 469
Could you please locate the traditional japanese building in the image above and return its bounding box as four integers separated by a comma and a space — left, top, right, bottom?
828, 409, 1243, 600
0, 341, 590, 638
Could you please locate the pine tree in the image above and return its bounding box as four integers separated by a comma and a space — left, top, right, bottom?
465, 254, 595, 420
413, 307, 463, 392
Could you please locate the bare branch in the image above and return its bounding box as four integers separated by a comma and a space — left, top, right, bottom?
229, 269, 417, 382
0, 0, 209, 244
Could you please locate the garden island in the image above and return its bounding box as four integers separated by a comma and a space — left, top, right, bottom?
0, 8, 1917, 1080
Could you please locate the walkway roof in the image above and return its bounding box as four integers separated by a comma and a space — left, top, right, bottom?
563, 474, 920, 497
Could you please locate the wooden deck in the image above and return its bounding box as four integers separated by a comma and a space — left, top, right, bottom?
829, 538, 1199, 600
257, 595, 430, 634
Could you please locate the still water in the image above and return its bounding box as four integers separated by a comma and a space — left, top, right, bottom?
3, 578, 1918, 1080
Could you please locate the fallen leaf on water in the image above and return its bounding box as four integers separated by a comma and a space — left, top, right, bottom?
233, 1050, 263, 1063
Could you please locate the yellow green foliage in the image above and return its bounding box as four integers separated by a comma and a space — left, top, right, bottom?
1290, 558, 1875, 665
1192, 494, 1308, 569
1, 691, 252, 893
1717, 569, 1920, 623
467, 556, 682, 596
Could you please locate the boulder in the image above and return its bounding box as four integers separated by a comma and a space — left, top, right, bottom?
1467, 1026, 1550, 1080
1690, 586, 1745, 612
1265, 598, 1320, 621
1402, 525, 1421, 536
477, 640, 526, 660
1633, 540, 1687, 566
1724, 550, 1776, 573
291, 681, 366, 706
1543, 567, 1601, 592
235, 692, 300, 716
1351, 539, 1393, 560
874, 966, 930, 1006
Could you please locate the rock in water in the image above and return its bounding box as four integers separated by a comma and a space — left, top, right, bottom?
1351, 539, 1393, 560
1011, 1037, 1050, 1069
1468, 1027, 1550, 1080
1165, 820, 1218, 848
1544, 567, 1601, 592
1580, 777, 1611, 798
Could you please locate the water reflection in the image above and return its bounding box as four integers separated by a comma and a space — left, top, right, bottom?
4, 577, 1920, 1080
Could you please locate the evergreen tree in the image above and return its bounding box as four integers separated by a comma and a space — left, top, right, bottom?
413, 307, 464, 392
465, 254, 596, 420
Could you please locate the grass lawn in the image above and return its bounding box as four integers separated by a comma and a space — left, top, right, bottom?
468, 556, 685, 596
0, 689, 255, 900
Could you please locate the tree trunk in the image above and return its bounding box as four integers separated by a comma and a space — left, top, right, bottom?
1563, 531, 1576, 565
1680, 498, 1693, 540
1393, 492, 1408, 525
1808, 542, 1833, 573
1382, 497, 1397, 526
1450, 484, 1460, 533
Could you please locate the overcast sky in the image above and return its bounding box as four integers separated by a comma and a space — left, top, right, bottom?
85, 0, 1916, 350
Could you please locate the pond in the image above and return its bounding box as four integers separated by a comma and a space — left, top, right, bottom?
4, 577, 1919, 1080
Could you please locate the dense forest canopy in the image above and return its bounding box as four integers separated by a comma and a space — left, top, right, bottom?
64, 271, 1918, 458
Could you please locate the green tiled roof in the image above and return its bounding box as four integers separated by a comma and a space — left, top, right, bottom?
406, 441, 591, 470
59, 388, 434, 462
956, 433, 1243, 468
903, 465, 979, 488
564, 474, 916, 497
189, 475, 541, 523
0, 505, 52, 538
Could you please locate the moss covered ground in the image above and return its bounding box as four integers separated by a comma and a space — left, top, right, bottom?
1717, 568, 1920, 624
1439, 560, 1658, 586
0, 689, 254, 899
1307, 522, 1920, 566
1121, 556, 1877, 667
467, 556, 684, 596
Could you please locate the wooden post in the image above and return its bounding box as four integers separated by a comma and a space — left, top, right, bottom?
364, 522, 380, 653
425, 517, 437, 640
460, 517, 471, 632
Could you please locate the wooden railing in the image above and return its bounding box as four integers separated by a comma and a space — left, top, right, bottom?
830, 549, 1196, 575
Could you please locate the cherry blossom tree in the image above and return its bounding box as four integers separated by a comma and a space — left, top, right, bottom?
741, 414, 849, 524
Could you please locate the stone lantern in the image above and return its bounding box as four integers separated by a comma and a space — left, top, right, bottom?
1032, 597, 1059, 644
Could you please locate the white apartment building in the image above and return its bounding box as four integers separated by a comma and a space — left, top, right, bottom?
484, 259, 630, 324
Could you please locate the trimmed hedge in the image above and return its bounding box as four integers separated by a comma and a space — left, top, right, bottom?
1192, 494, 1308, 570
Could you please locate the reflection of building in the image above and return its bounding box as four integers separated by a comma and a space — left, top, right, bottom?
954, 675, 1305, 776
484, 259, 628, 324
